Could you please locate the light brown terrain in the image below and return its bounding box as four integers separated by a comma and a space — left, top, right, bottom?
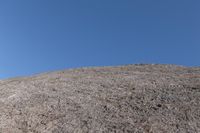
0, 64, 200, 133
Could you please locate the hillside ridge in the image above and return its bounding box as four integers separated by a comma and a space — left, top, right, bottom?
0, 64, 200, 132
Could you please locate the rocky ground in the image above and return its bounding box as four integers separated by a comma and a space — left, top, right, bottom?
0, 64, 200, 133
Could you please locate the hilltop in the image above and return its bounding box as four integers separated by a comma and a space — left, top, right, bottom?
0, 64, 200, 132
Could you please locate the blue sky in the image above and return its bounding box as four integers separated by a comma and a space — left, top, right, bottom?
0, 0, 199, 79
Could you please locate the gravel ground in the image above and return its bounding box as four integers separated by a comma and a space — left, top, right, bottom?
0, 64, 200, 133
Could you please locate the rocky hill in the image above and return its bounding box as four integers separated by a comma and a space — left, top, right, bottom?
0, 64, 200, 133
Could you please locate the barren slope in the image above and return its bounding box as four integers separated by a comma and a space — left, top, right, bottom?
0, 64, 200, 133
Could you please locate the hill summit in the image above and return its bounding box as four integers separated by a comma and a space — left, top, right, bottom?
0, 64, 200, 132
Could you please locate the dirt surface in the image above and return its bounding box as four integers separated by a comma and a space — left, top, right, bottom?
0, 64, 200, 133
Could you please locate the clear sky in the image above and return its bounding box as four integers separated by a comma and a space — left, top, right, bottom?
0, 0, 199, 79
